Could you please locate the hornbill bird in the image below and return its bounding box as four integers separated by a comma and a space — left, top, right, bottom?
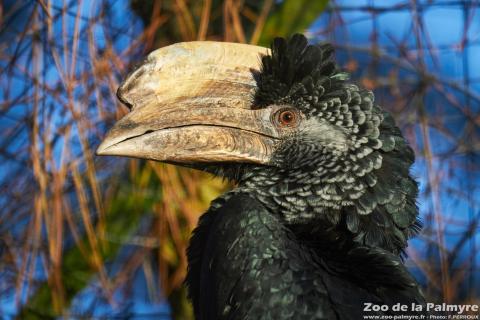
97, 34, 425, 319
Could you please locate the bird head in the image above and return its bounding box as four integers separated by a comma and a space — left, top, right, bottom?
97, 34, 420, 254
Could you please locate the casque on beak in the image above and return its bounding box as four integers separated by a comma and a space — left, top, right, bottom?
96, 41, 279, 165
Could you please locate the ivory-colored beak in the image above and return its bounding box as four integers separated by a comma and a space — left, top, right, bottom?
97, 41, 280, 165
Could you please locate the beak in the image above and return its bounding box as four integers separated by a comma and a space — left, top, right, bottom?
96, 41, 278, 165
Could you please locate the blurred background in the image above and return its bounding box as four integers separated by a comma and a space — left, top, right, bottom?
0, 0, 479, 318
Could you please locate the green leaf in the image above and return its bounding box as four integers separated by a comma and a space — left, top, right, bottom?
259, 0, 328, 46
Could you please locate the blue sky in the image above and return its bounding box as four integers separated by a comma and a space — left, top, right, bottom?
1, 0, 479, 318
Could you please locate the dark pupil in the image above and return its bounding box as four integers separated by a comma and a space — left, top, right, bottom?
282, 112, 293, 122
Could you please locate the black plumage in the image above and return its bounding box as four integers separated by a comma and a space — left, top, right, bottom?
187, 35, 424, 319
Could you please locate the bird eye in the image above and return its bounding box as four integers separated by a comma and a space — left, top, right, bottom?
277, 109, 297, 127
